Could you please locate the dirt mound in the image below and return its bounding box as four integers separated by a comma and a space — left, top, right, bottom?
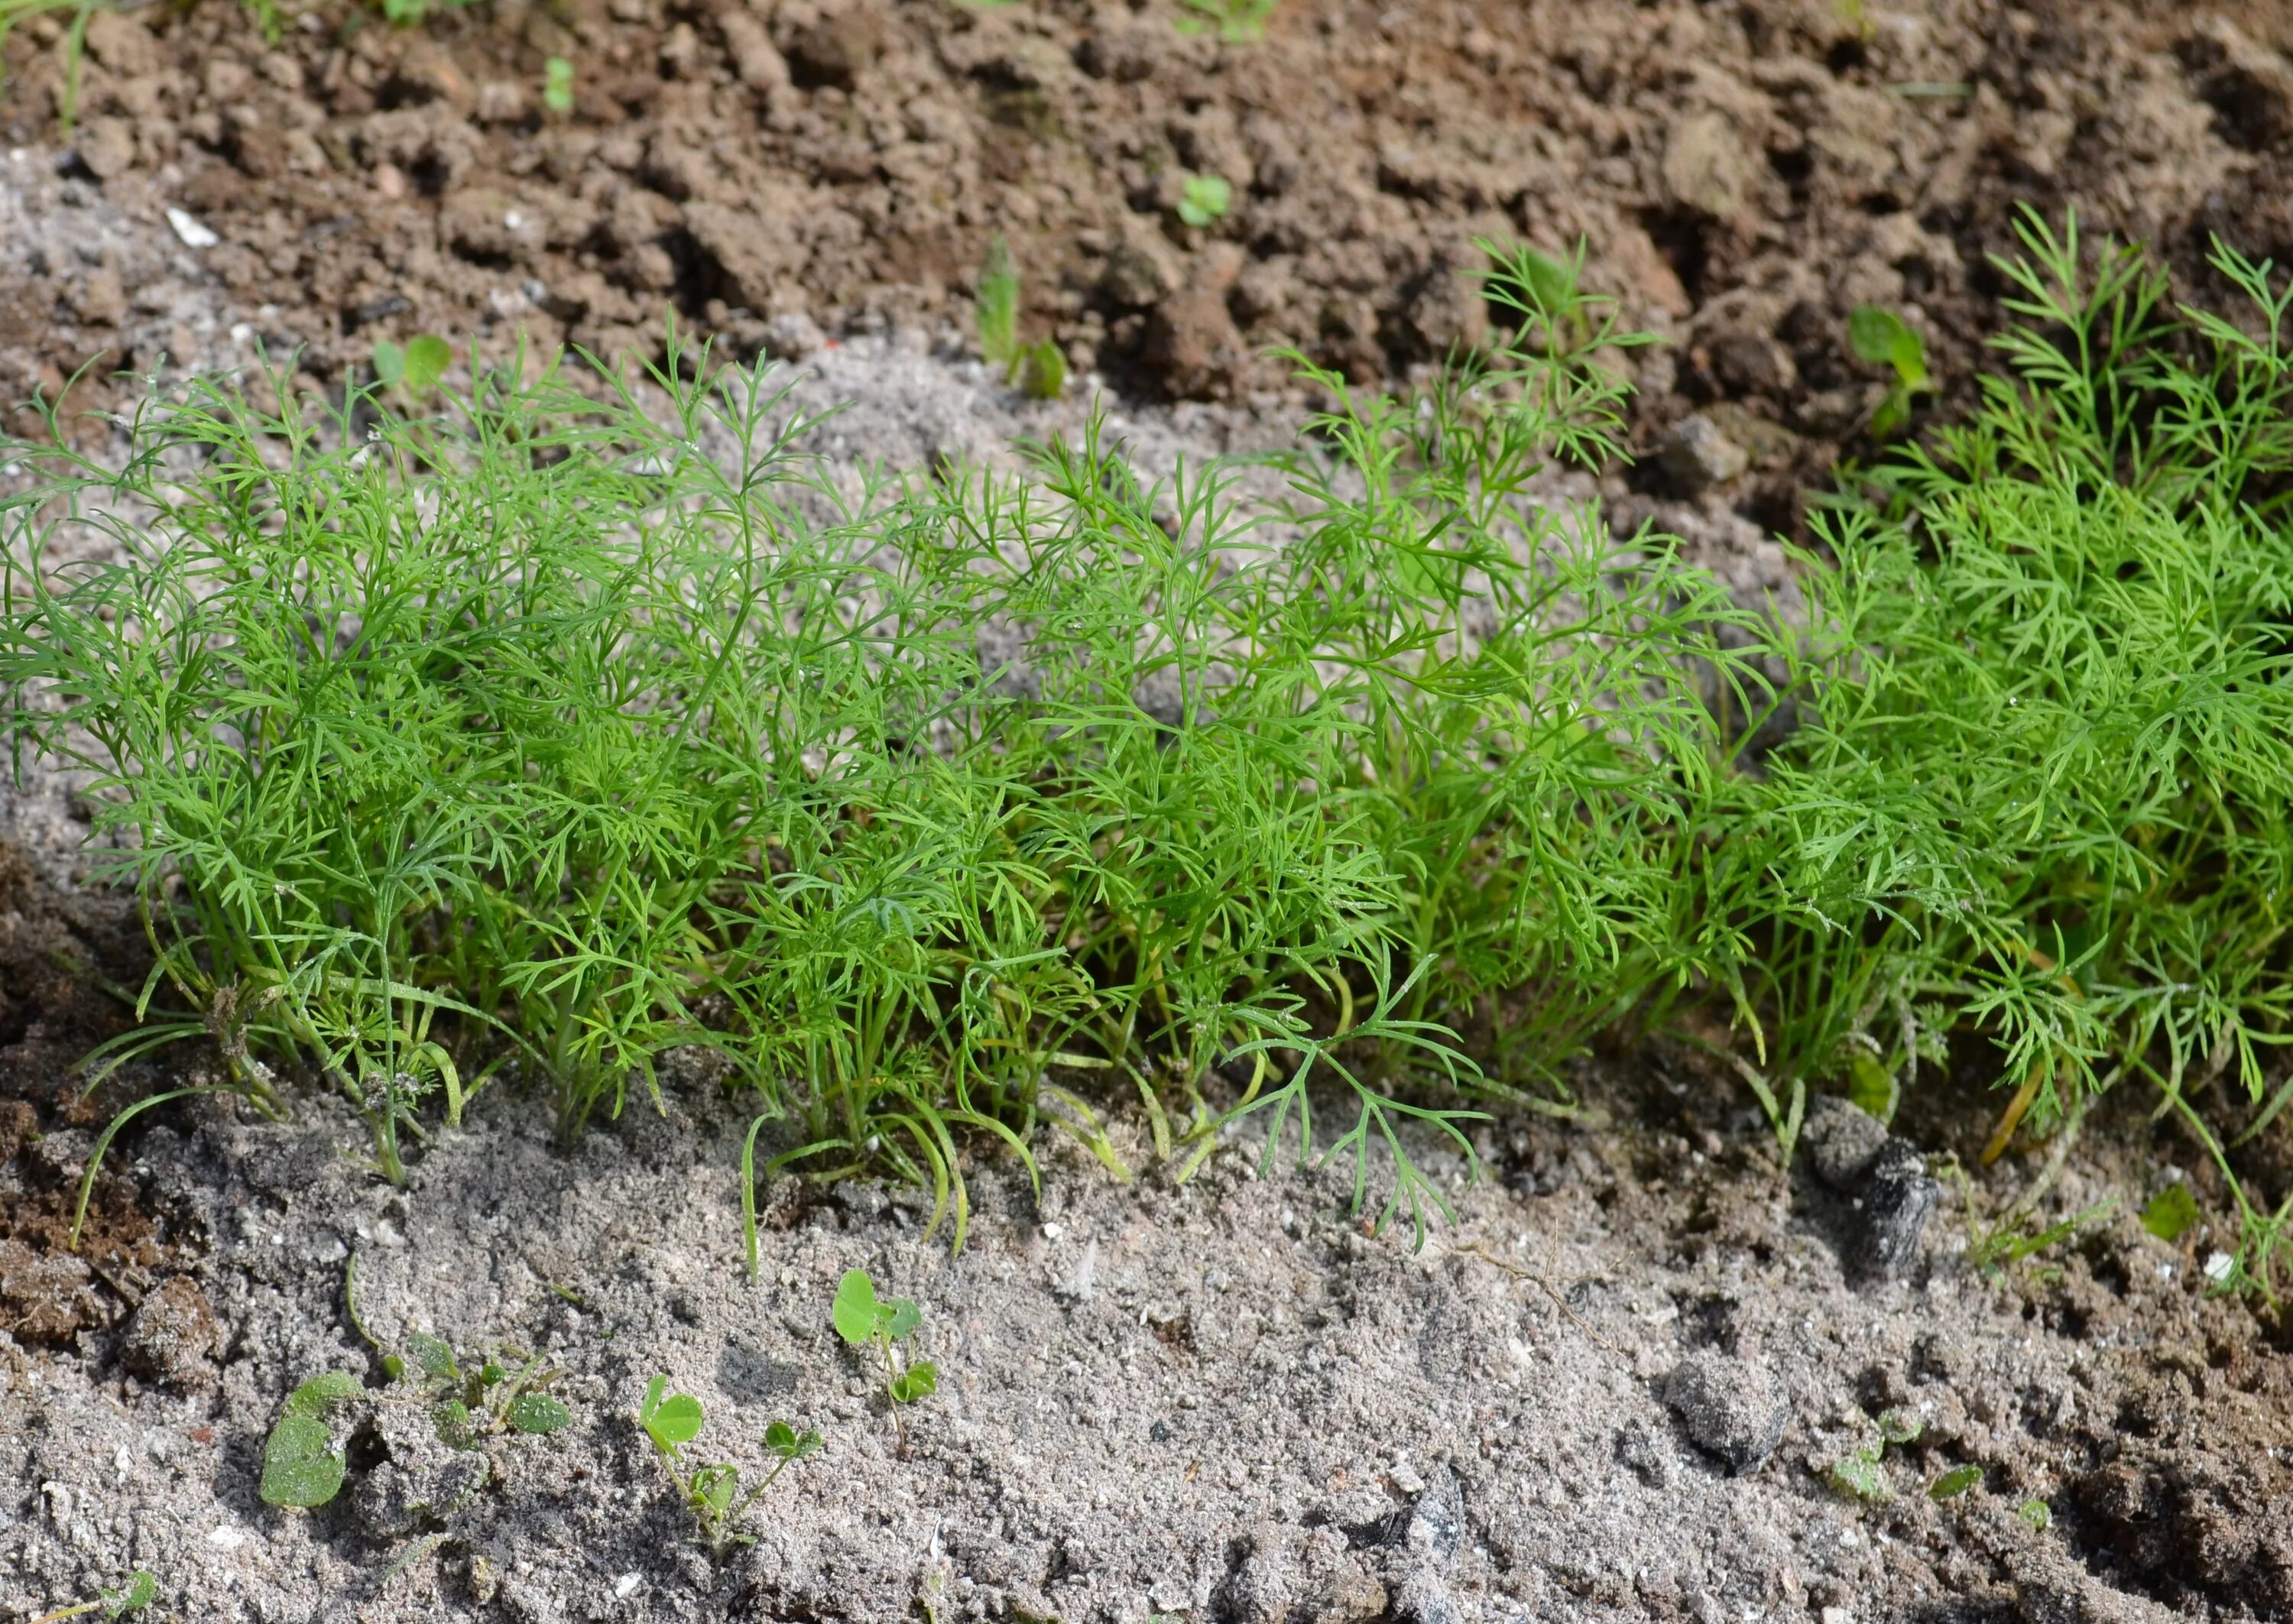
4, 0, 2288, 455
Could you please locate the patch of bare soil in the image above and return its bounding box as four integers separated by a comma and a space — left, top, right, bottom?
5, 0, 2293, 513
2, 841, 2291, 1624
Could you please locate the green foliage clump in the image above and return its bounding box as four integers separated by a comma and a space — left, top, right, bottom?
975, 237, 1067, 399
8, 209, 2293, 1295
1175, 0, 1276, 44
1847, 303, 1932, 436
1176, 173, 1231, 229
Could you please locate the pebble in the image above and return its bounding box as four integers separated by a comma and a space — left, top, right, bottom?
1664, 1350, 1790, 1474
1657, 412, 1750, 491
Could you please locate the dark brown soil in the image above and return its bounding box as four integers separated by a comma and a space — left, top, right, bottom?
6, 0, 2293, 513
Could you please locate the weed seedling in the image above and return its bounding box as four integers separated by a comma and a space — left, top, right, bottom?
1175, 0, 1276, 44
1176, 173, 1232, 229
542, 57, 575, 115
833, 1269, 936, 1446
1929, 1463, 1983, 1500
971, 238, 1065, 397
2142, 1184, 2201, 1243
258, 1334, 571, 1509
372, 333, 452, 404
24, 1571, 157, 1624
637, 1376, 821, 1556
1822, 1408, 1922, 1503
1846, 303, 1931, 436
2019, 1498, 2053, 1531
976, 235, 1020, 372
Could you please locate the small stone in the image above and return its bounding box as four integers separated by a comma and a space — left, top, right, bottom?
1853, 1139, 1938, 1281
1389, 1567, 1463, 1624
75, 118, 137, 181
1664, 1350, 1790, 1474
1143, 283, 1246, 400
1616, 1418, 1676, 1489
1055, 1238, 1098, 1304
786, 3, 884, 90
352, 1460, 422, 1540
1662, 110, 1752, 219
720, 13, 790, 95
1657, 412, 1750, 491
1309, 1561, 1387, 1624
167, 208, 221, 250
1802, 1094, 1889, 1190
119, 1276, 219, 1390
762, 310, 825, 359
1709, 330, 1795, 397
1099, 227, 1181, 311
1403, 1463, 1462, 1565
1216, 1523, 1298, 1624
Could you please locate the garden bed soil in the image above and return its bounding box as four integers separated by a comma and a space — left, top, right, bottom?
7, 0, 2293, 530
4, 831, 2293, 1624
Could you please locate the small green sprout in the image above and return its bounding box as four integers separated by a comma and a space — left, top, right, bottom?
1929, 1463, 1983, 1499
977, 235, 1020, 372
372, 334, 452, 401
1013, 339, 1067, 400
24, 1570, 158, 1623
1176, 173, 1232, 229
1821, 1408, 1924, 1504
543, 57, 576, 115
834, 1269, 936, 1445
2019, 1497, 2053, 1531
2142, 1184, 2201, 1243
971, 239, 1065, 397
1175, 0, 1276, 44
1846, 304, 1931, 436
638, 1376, 821, 1556
261, 1371, 362, 1507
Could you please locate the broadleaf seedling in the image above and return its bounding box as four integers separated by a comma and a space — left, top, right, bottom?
638, 1376, 821, 1555
1821, 1408, 1923, 1504
2019, 1497, 2053, 1530
24, 1568, 159, 1623
1929, 1463, 1983, 1499
372, 333, 452, 401
1847, 303, 1931, 436
834, 1269, 936, 1444
1176, 173, 1232, 229
2142, 1183, 2201, 1243
258, 1331, 572, 1510
543, 57, 576, 115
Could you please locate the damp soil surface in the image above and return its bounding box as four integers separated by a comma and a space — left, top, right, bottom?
8, 0, 2293, 525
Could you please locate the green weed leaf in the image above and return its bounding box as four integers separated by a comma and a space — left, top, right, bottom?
371, 340, 405, 388
1176, 173, 1232, 229
509, 1391, 572, 1435
1847, 304, 1927, 386
1876, 1408, 1924, 1446
432, 1399, 475, 1448
261, 1414, 345, 1508
2019, 1497, 2053, 1530
403, 335, 452, 395
976, 238, 1020, 369
890, 1361, 938, 1404
1824, 1451, 1887, 1503
694, 1463, 739, 1514
407, 1332, 459, 1383
2142, 1185, 2200, 1243
102, 1571, 158, 1617
1930, 1464, 1983, 1499
765, 1420, 824, 1460
884, 1296, 922, 1342
543, 57, 575, 115
833, 1269, 880, 1347
281, 1371, 361, 1419
640, 1376, 704, 1451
